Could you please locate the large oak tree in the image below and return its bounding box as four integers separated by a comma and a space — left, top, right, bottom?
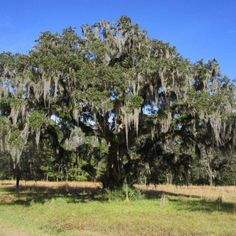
0, 17, 235, 188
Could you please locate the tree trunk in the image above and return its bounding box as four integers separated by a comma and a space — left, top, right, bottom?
207, 162, 214, 186
184, 169, 191, 186
166, 173, 173, 184
101, 141, 125, 189
15, 164, 20, 189
209, 173, 213, 186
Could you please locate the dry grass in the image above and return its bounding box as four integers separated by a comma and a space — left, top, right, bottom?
136, 184, 236, 203
0, 180, 101, 190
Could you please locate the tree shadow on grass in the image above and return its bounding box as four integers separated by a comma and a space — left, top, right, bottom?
0, 185, 105, 206
0, 185, 235, 215
141, 189, 236, 214
169, 197, 235, 213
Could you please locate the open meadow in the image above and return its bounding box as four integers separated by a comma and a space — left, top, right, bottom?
0, 181, 236, 236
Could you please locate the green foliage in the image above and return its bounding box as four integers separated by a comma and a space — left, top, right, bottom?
9, 126, 23, 147
126, 94, 144, 112
190, 90, 228, 114
9, 97, 26, 109
0, 152, 12, 179
0, 117, 10, 132
28, 111, 47, 129
76, 87, 113, 110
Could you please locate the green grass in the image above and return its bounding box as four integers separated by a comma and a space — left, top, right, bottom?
0, 187, 236, 236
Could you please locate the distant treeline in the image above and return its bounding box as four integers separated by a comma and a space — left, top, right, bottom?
0, 150, 236, 185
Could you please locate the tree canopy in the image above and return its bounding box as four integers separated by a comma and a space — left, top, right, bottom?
0, 16, 235, 188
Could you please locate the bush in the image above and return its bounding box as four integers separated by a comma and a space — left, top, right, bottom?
102, 186, 143, 201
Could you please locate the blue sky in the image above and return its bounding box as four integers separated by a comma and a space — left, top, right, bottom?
0, 0, 235, 80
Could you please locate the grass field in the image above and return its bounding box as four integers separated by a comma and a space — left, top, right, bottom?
0, 181, 236, 236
